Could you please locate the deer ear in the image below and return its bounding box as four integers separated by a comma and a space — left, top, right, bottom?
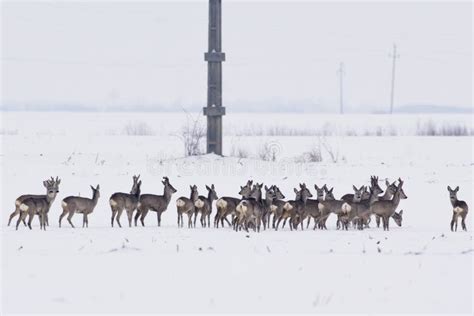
43, 181, 48, 188
96, 184, 100, 190
264, 185, 269, 191
206, 185, 211, 191
329, 188, 334, 193
90, 185, 94, 190
353, 185, 357, 191
385, 179, 390, 186
294, 188, 298, 193
455, 186, 459, 192
211, 184, 215, 189
447, 186, 451, 191
399, 210, 403, 216
315, 184, 319, 190
138, 180, 142, 186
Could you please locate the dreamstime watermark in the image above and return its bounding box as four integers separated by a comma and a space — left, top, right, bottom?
145, 140, 329, 179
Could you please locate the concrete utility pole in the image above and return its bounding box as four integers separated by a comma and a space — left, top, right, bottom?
203, 0, 226, 155
389, 44, 400, 114
337, 62, 345, 114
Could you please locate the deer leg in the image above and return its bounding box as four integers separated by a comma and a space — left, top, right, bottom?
111, 207, 117, 227
16, 211, 27, 230
126, 209, 133, 227
116, 209, 123, 228
59, 209, 68, 228
156, 210, 161, 227
187, 213, 193, 228
134, 208, 141, 226
376, 215, 381, 228
450, 213, 455, 231
26, 212, 34, 230
67, 211, 75, 228
461, 214, 467, 231
85, 214, 89, 228
138, 208, 148, 227
454, 214, 458, 232
8, 208, 18, 226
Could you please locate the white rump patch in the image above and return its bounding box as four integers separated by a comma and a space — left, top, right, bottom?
236, 202, 247, 214
454, 207, 464, 214
176, 199, 185, 207
61, 201, 68, 209
15, 199, 21, 207
137, 202, 142, 209
109, 199, 118, 207
283, 202, 293, 211
19, 203, 29, 212
216, 198, 227, 209
195, 199, 205, 208
318, 203, 324, 211
270, 205, 277, 212
342, 203, 351, 214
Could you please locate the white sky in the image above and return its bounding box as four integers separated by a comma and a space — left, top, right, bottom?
1, 1, 472, 111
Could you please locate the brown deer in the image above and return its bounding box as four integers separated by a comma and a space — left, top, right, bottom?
375, 179, 398, 228
134, 177, 177, 227
59, 185, 100, 228
317, 186, 346, 230
235, 183, 265, 232
447, 186, 469, 232
16, 177, 61, 230
110, 175, 141, 228
8, 177, 56, 227
303, 184, 325, 229
262, 185, 285, 230
276, 184, 312, 231
214, 180, 253, 228
176, 185, 199, 228
194, 184, 218, 228
370, 179, 407, 231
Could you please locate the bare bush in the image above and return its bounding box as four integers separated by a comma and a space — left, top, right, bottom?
257, 141, 280, 161
230, 145, 249, 158
178, 110, 205, 157
299, 145, 323, 163
319, 137, 343, 163
122, 121, 154, 136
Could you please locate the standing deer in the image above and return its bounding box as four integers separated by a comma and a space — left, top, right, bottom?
135, 177, 177, 227
176, 185, 199, 228
376, 179, 398, 228
276, 184, 312, 231
370, 179, 407, 231
110, 175, 141, 228
214, 180, 253, 228
194, 184, 218, 228
447, 186, 469, 232
8, 177, 56, 227
59, 185, 100, 228
317, 186, 346, 230
303, 184, 325, 229
262, 185, 285, 230
235, 183, 265, 232
16, 177, 61, 230
339, 185, 365, 229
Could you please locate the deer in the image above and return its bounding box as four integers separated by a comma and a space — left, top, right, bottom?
8, 177, 57, 227
110, 175, 141, 228
276, 184, 312, 231
134, 177, 177, 227
262, 185, 285, 230
235, 183, 265, 232
375, 179, 398, 228
194, 184, 218, 228
303, 184, 325, 229
16, 177, 61, 230
353, 185, 384, 230
214, 180, 253, 228
447, 186, 469, 232
176, 185, 199, 228
370, 179, 407, 231
59, 185, 100, 228
317, 186, 347, 230
339, 185, 365, 229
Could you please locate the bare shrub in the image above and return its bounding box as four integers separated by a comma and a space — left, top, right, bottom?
178, 110, 205, 157
122, 121, 154, 136
298, 145, 323, 163
230, 145, 249, 159
319, 137, 342, 163
257, 141, 281, 161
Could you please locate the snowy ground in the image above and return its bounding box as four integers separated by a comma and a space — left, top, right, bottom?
1, 112, 473, 314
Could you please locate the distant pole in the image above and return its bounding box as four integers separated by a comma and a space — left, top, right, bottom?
204, 0, 225, 155
337, 62, 345, 114
389, 44, 400, 114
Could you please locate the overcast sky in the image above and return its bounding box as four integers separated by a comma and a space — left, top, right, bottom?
1, 1, 472, 112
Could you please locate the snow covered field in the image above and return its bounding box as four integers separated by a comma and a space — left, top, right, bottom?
1, 112, 473, 314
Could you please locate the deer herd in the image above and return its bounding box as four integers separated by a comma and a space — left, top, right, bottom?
7, 175, 469, 233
